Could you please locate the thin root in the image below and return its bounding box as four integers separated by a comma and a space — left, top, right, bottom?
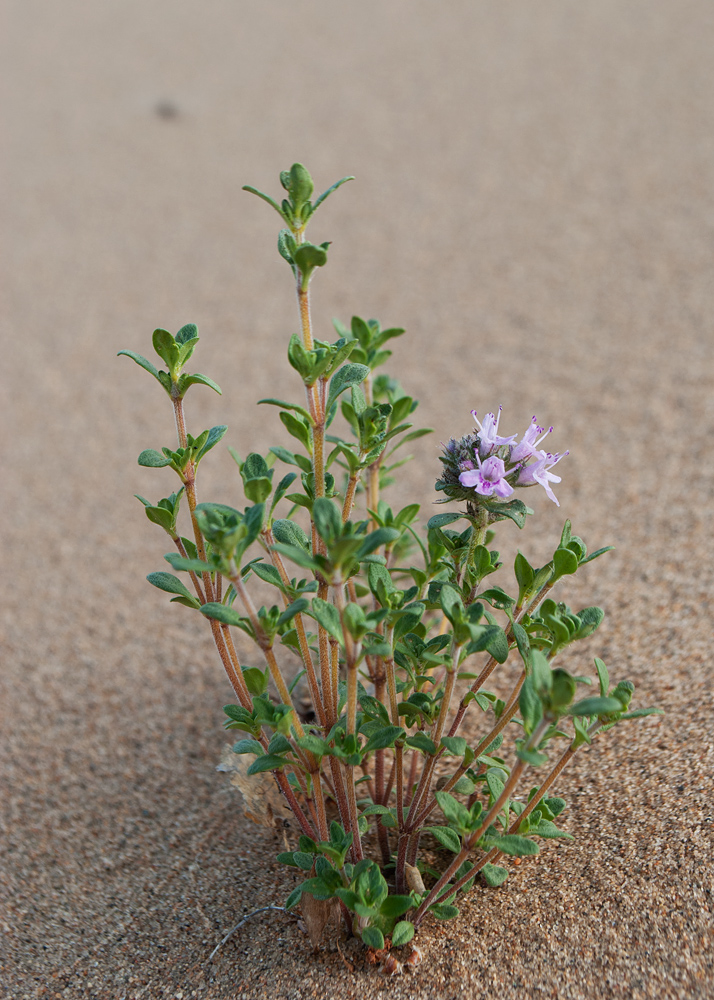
208, 905, 286, 962
335, 935, 355, 972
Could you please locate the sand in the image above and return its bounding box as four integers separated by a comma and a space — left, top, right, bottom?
2, 1, 713, 997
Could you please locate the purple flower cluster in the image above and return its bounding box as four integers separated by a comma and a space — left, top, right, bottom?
442, 407, 568, 506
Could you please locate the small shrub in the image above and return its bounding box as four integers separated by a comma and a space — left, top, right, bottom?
120, 164, 661, 958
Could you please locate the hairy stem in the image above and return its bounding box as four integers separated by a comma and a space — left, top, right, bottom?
414, 671, 526, 829
263, 528, 326, 728
229, 570, 305, 737
342, 471, 360, 522
412, 719, 548, 927
172, 395, 214, 602
173, 536, 205, 604
333, 579, 364, 862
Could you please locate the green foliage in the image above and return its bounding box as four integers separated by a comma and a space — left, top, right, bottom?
244, 162, 354, 236
119, 324, 221, 400
124, 161, 662, 961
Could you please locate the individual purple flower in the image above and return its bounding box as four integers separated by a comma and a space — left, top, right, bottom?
510, 416, 554, 464
459, 454, 514, 498
472, 407, 517, 458
516, 451, 568, 506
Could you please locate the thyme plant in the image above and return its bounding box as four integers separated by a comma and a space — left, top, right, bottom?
120, 164, 661, 964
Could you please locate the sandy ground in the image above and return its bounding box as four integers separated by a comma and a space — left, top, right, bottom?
2, 1, 713, 997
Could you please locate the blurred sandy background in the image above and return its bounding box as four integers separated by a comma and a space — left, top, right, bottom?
2, 2, 713, 998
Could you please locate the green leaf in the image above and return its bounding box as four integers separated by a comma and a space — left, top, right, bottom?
430, 902, 459, 920
272, 519, 310, 550
309, 597, 343, 643
559, 519, 572, 547
440, 736, 467, 757
435, 791, 470, 828
512, 622, 531, 668
138, 449, 172, 468
425, 826, 462, 853
223, 704, 255, 726
270, 472, 298, 515
531, 648, 552, 696
199, 603, 244, 627
477, 587, 515, 610
242, 667, 268, 696
285, 886, 303, 910
514, 551, 535, 601
179, 372, 222, 395
405, 732, 437, 755
391, 920, 415, 947
618, 707, 664, 720
277, 598, 309, 627
486, 770, 505, 801
293, 242, 328, 276
258, 398, 314, 424
552, 547, 579, 581
232, 739, 263, 755
361, 926, 384, 950
439, 584, 464, 625
194, 501, 243, 519
175, 323, 198, 345
491, 834, 539, 857
196, 425, 227, 463
296, 878, 336, 901
277, 228, 297, 266
362, 726, 405, 754
142, 506, 174, 532
574, 605, 605, 639
580, 545, 615, 565
481, 497, 529, 528
550, 668, 576, 709
569, 696, 623, 717
313, 175, 354, 210
280, 411, 311, 451
480, 862, 509, 887
247, 754, 288, 775
519, 676, 543, 734
452, 775, 476, 795
297, 734, 328, 757
268, 733, 292, 754
360, 804, 393, 817
516, 748, 548, 766
426, 512, 465, 530
152, 328, 180, 371
527, 819, 574, 840
242, 184, 284, 218
146, 572, 197, 603
117, 350, 163, 384
287, 163, 314, 209
334, 888, 360, 910
326, 363, 370, 413
278, 851, 314, 871
467, 625, 509, 663
164, 553, 212, 574
271, 542, 320, 573
356, 527, 400, 559
312, 497, 342, 544
250, 562, 284, 589
379, 895, 413, 919
594, 657, 609, 698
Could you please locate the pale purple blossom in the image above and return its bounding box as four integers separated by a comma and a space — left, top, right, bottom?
516, 451, 568, 506
471, 407, 517, 457
510, 416, 554, 464
442, 407, 568, 506
459, 454, 514, 498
